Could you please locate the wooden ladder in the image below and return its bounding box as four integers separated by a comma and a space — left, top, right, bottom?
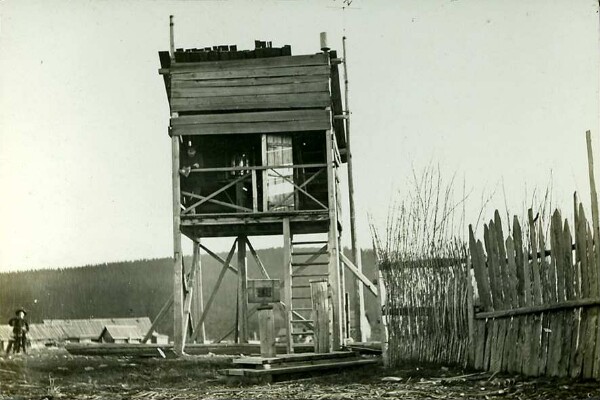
285, 236, 330, 353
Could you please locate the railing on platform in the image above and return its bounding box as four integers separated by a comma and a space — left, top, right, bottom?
179, 163, 328, 216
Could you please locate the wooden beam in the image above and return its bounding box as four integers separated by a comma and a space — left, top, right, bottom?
191, 240, 237, 341
171, 109, 330, 126
171, 132, 184, 355
342, 36, 367, 342
475, 297, 600, 319
188, 164, 327, 173
171, 64, 330, 81
182, 173, 249, 214
168, 53, 328, 73
191, 241, 206, 343
172, 81, 328, 98
325, 128, 343, 351
172, 120, 330, 136
171, 74, 328, 89
197, 242, 238, 274
142, 295, 174, 343
237, 236, 249, 343
171, 93, 331, 113
246, 237, 270, 279
339, 253, 378, 297
283, 218, 293, 353
270, 168, 328, 210
182, 191, 252, 213
311, 280, 332, 353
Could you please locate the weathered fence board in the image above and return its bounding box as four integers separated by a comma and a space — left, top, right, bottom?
470, 199, 600, 379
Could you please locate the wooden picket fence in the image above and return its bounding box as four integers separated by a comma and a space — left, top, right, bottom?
468, 203, 600, 378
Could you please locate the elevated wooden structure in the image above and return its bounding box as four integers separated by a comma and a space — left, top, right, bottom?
156, 18, 377, 355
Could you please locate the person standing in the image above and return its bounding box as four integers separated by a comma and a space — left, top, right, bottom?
7, 308, 29, 354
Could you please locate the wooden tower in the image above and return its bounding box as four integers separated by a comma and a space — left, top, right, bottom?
157, 18, 376, 355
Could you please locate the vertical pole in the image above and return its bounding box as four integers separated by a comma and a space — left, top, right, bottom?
326, 128, 343, 350
192, 240, 206, 343
283, 218, 294, 353
172, 134, 184, 355
168, 15, 184, 355
466, 256, 475, 368
169, 15, 175, 61
251, 169, 258, 212
258, 305, 276, 357
311, 280, 331, 353
342, 35, 367, 342
586, 131, 599, 264
237, 235, 248, 343
377, 264, 389, 367
261, 135, 268, 212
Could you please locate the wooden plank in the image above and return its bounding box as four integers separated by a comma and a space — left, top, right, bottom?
578, 204, 594, 378
326, 129, 343, 351
505, 237, 520, 372
172, 120, 331, 136
538, 223, 551, 376
169, 53, 328, 73
171, 109, 330, 126
339, 252, 378, 297
311, 280, 331, 353
171, 92, 331, 113
172, 81, 329, 98
171, 74, 329, 89
233, 351, 355, 365
197, 242, 238, 274
567, 207, 582, 378
484, 224, 502, 310
560, 220, 574, 377
246, 238, 270, 279
237, 236, 249, 344
547, 210, 563, 376
171, 134, 185, 355
283, 218, 293, 353
222, 358, 378, 377
469, 226, 493, 310
172, 64, 330, 81
258, 306, 276, 358
527, 211, 542, 376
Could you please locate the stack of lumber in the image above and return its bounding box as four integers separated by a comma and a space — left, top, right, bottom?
220, 351, 378, 382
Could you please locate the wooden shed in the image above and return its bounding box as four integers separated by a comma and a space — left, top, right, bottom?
99, 325, 143, 344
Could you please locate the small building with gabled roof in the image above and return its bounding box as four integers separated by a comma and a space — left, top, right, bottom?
98, 325, 143, 344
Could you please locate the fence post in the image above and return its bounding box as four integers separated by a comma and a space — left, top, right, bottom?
310, 280, 332, 353
466, 255, 475, 368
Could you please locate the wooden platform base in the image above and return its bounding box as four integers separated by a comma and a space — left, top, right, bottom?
220, 351, 379, 382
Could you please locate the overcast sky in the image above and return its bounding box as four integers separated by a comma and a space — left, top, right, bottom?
1, 0, 599, 271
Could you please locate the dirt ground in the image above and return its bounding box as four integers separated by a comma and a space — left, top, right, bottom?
1, 348, 599, 400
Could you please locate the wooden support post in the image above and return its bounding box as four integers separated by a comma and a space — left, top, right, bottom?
262, 134, 268, 212
283, 218, 294, 353
342, 35, 367, 342
192, 240, 206, 343
172, 134, 184, 355
325, 128, 343, 350
251, 169, 258, 212
258, 305, 276, 357
466, 256, 475, 368
237, 235, 249, 343
311, 280, 332, 353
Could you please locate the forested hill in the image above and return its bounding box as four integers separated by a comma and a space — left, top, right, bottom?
0, 248, 378, 339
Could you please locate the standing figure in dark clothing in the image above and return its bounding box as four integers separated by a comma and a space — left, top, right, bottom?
7, 308, 29, 354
